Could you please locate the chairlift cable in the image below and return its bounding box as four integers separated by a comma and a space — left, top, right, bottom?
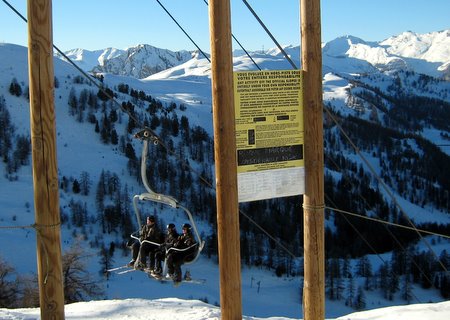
155, 0, 210, 63
201, 0, 261, 71
2, 0, 26, 22
326, 153, 450, 239
325, 154, 448, 283
324, 108, 449, 274
239, 208, 299, 259
326, 197, 436, 294
325, 196, 424, 304
241, 0, 298, 69
327, 205, 450, 240
230, 34, 262, 71
1, 1, 114, 99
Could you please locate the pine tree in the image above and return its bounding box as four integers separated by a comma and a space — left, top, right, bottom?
120, 184, 135, 237
72, 179, 81, 194
387, 269, 399, 301
440, 274, 450, 299
125, 143, 136, 160
79, 171, 91, 196
326, 258, 343, 300
345, 276, 355, 307
68, 88, 78, 116
99, 244, 115, 280
354, 286, 366, 310
8, 78, 22, 97
378, 262, 389, 299
0, 97, 14, 160
401, 273, 413, 302
110, 128, 118, 145
96, 171, 106, 232
356, 256, 372, 278
171, 112, 179, 137
13, 134, 30, 166
180, 115, 190, 144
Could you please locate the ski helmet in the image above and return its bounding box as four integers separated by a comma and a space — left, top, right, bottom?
167, 223, 176, 230
182, 223, 191, 231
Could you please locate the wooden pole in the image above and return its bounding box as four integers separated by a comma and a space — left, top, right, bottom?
208, 1, 242, 319
27, 0, 65, 318
301, 0, 325, 319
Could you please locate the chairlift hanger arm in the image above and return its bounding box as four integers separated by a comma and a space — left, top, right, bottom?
134, 129, 179, 207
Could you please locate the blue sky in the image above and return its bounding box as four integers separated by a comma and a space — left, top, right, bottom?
1, 0, 449, 52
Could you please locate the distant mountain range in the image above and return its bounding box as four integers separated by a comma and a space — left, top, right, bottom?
56, 44, 194, 79
57, 30, 450, 80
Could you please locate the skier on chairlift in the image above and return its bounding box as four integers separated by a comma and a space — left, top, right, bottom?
127, 215, 161, 270
153, 223, 179, 276
166, 223, 196, 283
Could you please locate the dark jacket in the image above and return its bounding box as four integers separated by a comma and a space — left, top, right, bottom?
164, 230, 179, 249
175, 231, 196, 249
139, 224, 160, 243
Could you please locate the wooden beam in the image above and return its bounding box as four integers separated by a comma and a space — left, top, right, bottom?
208, 1, 243, 319
27, 0, 65, 318
301, 0, 325, 319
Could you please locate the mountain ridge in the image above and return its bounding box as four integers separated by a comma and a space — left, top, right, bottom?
59, 29, 450, 79
56, 44, 194, 79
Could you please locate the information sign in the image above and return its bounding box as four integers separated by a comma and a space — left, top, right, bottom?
233, 69, 305, 202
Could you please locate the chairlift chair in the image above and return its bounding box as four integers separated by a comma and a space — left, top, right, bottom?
130, 129, 204, 274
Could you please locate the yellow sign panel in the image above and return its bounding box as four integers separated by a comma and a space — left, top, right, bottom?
233, 69, 305, 202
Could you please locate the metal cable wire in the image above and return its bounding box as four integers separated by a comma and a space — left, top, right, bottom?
241, 0, 298, 69
201, 0, 261, 70
325, 195, 422, 304
324, 107, 449, 274
324, 154, 448, 288
155, 0, 210, 62
325, 153, 439, 290
326, 205, 450, 239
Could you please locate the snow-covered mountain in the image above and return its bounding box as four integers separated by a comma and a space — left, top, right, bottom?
0, 28, 449, 319
322, 30, 450, 77
63, 30, 450, 80
57, 44, 195, 79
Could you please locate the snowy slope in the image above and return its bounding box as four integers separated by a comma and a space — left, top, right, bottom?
57, 47, 125, 72
0, 298, 449, 320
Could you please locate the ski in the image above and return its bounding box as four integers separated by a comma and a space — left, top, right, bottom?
117, 268, 137, 274
147, 272, 206, 285
108, 265, 206, 285
106, 265, 129, 272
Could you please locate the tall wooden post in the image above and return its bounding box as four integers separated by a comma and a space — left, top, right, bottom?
208, 1, 243, 319
27, 0, 65, 318
301, 0, 325, 319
